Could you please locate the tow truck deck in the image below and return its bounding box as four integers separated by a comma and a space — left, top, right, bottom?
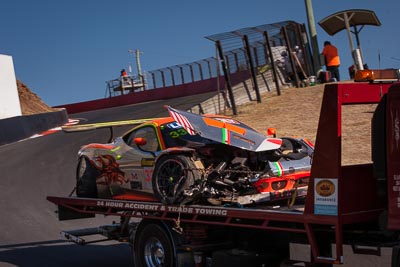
47, 82, 400, 266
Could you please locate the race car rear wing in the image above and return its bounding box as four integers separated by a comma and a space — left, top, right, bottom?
61, 118, 161, 132
62, 118, 162, 143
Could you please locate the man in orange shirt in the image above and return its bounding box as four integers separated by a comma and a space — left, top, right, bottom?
321, 41, 340, 81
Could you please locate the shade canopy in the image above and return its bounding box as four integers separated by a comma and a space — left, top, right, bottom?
319, 9, 381, 36
319, 9, 381, 71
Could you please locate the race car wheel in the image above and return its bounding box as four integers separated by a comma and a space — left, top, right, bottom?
134, 223, 175, 267
76, 156, 98, 198
152, 154, 200, 204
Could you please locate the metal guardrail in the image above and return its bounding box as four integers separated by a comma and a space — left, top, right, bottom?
106, 75, 145, 97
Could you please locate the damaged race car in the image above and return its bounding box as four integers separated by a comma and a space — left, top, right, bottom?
70, 106, 314, 206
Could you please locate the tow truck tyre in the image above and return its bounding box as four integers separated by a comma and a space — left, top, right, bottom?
134, 223, 175, 267
152, 154, 200, 204
76, 156, 98, 198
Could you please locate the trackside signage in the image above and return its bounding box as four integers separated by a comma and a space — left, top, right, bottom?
95, 200, 228, 216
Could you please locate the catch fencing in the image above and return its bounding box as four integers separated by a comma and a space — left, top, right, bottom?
107, 20, 314, 115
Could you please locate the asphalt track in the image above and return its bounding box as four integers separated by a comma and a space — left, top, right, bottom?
0, 93, 216, 267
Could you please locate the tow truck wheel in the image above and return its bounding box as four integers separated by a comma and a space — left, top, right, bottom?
76, 156, 98, 198
152, 155, 200, 204
134, 223, 175, 267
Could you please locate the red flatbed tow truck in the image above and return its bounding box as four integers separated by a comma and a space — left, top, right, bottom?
47, 80, 400, 267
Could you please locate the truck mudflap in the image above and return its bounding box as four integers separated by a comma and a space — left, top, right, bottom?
57, 204, 95, 220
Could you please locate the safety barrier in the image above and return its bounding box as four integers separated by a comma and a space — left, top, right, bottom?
0, 109, 68, 146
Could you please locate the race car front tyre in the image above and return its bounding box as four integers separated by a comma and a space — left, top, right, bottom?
152, 154, 200, 204
76, 156, 98, 198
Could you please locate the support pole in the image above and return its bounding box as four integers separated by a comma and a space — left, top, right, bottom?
129, 49, 146, 90
216, 40, 237, 115
263, 30, 281, 96
343, 12, 364, 70
282, 27, 301, 88
304, 0, 321, 74
243, 35, 261, 103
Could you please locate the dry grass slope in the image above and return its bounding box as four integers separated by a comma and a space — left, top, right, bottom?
225, 84, 376, 166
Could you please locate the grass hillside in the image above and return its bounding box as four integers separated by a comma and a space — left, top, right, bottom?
227, 83, 376, 166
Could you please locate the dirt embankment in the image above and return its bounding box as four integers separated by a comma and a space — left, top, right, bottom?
17, 80, 56, 115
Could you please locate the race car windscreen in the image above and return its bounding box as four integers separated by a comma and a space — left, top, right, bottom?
160, 121, 218, 148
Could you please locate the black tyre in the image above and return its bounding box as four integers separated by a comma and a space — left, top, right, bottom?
134, 223, 175, 267
76, 156, 98, 198
152, 154, 200, 204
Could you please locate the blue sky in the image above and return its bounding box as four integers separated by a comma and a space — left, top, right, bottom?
1, 0, 399, 106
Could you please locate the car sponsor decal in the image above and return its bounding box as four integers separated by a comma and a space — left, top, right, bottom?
314, 178, 338, 216
91, 155, 127, 186
272, 161, 284, 176
110, 146, 120, 153
221, 127, 230, 144
231, 133, 256, 145
168, 128, 189, 139
165, 121, 182, 129
143, 167, 153, 182
141, 158, 155, 167
212, 117, 240, 125
203, 117, 246, 135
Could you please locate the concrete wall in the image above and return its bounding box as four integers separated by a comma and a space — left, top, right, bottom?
0, 109, 68, 146
0, 54, 21, 119
55, 71, 252, 114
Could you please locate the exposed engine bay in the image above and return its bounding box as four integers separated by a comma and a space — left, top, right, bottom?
156, 137, 314, 206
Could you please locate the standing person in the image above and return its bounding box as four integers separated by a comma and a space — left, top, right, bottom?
294, 45, 306, 81
280, 50, 294, 83
294, 45, 304, 65
321, 41, 340, 81
120, 69, 127, 77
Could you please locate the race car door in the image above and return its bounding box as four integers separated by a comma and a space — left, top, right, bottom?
117, 125, 160, 194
